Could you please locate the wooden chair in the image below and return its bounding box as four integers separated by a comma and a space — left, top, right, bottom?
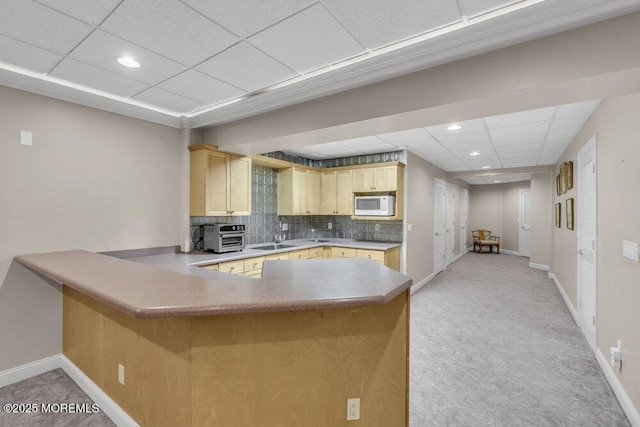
471, 230, 501, 254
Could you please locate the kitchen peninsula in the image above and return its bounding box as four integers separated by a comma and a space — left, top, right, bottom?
15, 241, 411, 426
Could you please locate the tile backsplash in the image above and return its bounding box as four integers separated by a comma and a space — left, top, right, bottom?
190, 153, 404, 250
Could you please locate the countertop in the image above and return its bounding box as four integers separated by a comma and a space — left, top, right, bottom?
14, 239, 410, 319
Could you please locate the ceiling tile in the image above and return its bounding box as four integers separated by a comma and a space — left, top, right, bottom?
489, 121, 549, 139
462, 0, 522, 16
101, 0, 238, 66
441, 164, 471, 172
323, 0, 461, 49
491, 133, 546, 146
546, 128, 577, 141
549, 113, 589, 132
132, 87, 206, 113
157, 69, 245, 105
545, 137, 573, 147
197, 42, 297, 92
498, 150, 540, 160
333, 135, 385, 148
502, 159, 537, 168
182, 0, 314, 38
0, 34, 62, 73
387, 137, 440, 149
49, 58, 148, 97
411, 145, 450, 155
377, 127, 431, 142
495, 142, 543, 153
419, 152, 459, 161
556, 99, 601, 118
0, 0, 93, 54
248, 4, 364, 74
424, 119, 485, 136
446, 141, 495, 153
68, 30, 187, 85
432, 129, 490, 145
462, 177, 486, 185
538, 156, 561, 165
36, 0, 121, 25
484, 106, 554, 128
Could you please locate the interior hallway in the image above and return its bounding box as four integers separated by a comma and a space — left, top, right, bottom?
410, 252, 628, 426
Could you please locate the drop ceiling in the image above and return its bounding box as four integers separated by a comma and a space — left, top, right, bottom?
0, 0, 639, 129
283, 99, 600, 185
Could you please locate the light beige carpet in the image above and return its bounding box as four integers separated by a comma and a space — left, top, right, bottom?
410, 252, 629, 426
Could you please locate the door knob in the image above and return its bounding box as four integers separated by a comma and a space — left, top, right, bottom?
577, 249, 583, 255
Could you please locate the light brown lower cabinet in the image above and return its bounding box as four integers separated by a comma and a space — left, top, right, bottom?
201, 245, 401, 275
63, 286, 409, 426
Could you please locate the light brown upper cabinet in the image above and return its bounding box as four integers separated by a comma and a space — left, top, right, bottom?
278, 168, 320, 215
321, 170, 353, 215
352, 165, 400, 192
190, 145, 251, 216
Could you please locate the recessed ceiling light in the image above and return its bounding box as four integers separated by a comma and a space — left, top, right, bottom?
116, 56, 141, 68
482, 166, 491, 169
447, 123, 462, 131
469, 151, 480, 156
494, 180, 501, 183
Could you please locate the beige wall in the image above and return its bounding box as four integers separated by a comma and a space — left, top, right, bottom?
0, 86, 182, 371
404, 152, 469, 285
530, 173, 553, 267
469, 182, 531, 253
551, 92, 640, 410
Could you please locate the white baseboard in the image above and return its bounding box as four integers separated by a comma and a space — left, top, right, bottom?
60, 356, 138, 427
501, 249, 521, 256
529, 262, 550, 271
548, 272, 579, 326
0, 354, 138, 427
595, 348, 640, 427
0, 355, 62, 388
410, 272, 436, 295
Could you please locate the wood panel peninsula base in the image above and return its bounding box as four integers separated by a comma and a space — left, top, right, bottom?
63, 286, 409, 426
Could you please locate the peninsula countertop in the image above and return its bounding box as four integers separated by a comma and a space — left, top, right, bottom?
14, 239, 411, 319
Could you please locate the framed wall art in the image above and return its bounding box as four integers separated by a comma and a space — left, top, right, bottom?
566, 198, 574, 230
560, 162, 567, 194
556, 174, 561, 196
555, 203, 561, 228
566, 161, 573, 190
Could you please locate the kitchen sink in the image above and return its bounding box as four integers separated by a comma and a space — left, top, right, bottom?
308, 239, 330, 243
252, 244, 297, 251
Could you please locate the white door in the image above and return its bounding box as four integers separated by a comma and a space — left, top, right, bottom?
460, 189, 468, 253
519, 190, 532, 257
578, 136, 597, 350
445, 182, 455, 265
434, 179, 446, 274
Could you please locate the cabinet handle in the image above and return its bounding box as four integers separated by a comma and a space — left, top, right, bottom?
341, 251, 345, 256
368, 254, 371, 259
230, 267, 234, 271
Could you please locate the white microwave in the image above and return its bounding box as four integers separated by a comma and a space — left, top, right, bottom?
354, 195, 395, 216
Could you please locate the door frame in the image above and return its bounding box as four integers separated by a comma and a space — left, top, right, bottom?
460, 188, 468, 254
519, 189, 532, 257
577, 135, 597, 350
445, 182, 456, 266
434, 178, 446, 275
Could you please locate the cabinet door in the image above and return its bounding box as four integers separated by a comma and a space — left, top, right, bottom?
292, 169, 308, 215
373, 166, 397, 191
330, 247, 357, 258
335, 170, 353, 215
205, 151, 229, 215
352, 168, 374, 192
229, 156, 251, 215
288, 249, 309, 260
356, 249, 385, 265
218, 259, 244, 275
320, 171, 337, 214
307, 170, 321, 214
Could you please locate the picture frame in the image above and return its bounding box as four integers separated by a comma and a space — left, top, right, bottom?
566, 161, 573, 190
555, 203, 561, 228
560, 162, 567, 194
556, 174, 561, 196
566, 198, 574, 230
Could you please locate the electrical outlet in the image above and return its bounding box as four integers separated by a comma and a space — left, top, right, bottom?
118, 364, 125, 385
408, 224, 412, 232
282, 223, 288, 231
328, 222, 332, 230
347, 398, 360, 421
375, 224, 380, 232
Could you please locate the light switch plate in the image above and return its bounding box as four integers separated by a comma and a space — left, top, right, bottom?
622, 240, 639, 262
20, 130, 32, 146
